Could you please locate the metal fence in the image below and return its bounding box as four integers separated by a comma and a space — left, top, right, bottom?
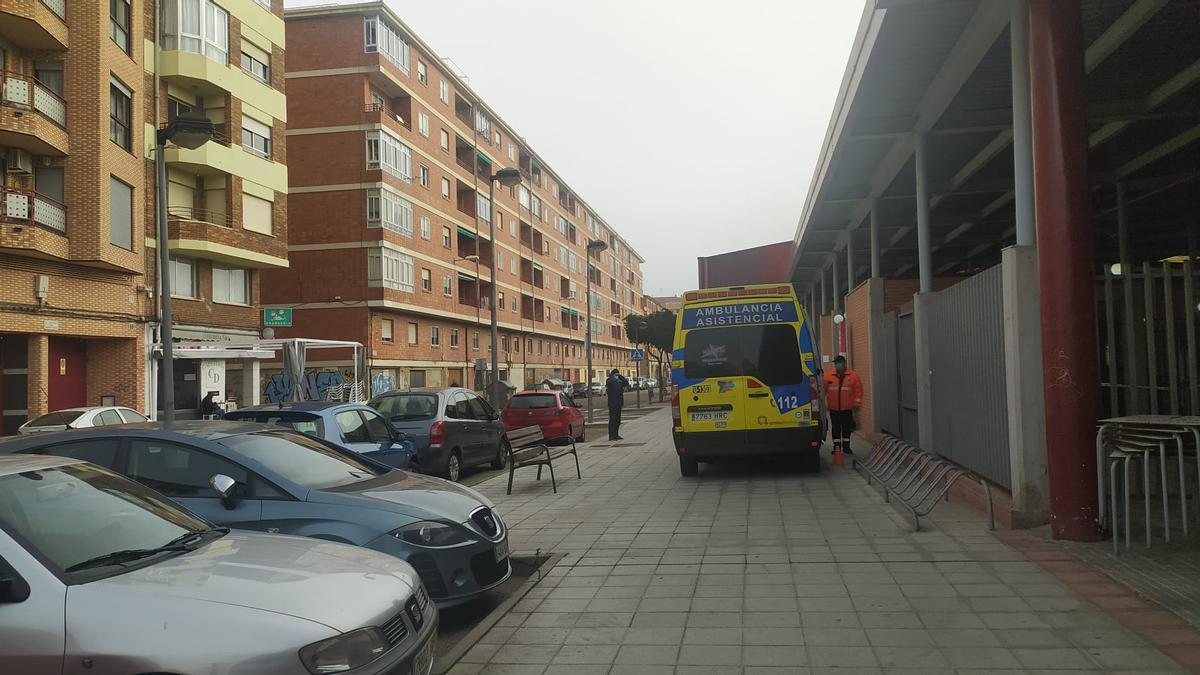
927, 264, 1011, 488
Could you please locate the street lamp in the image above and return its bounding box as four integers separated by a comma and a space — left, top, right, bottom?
486, 167, 522, 406
155, 110, 215, 422
634, 320, 648, 409
584, 238, 608, 423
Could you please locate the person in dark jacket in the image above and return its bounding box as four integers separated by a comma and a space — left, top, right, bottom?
200, 391, 224, 420
606, 369, 630, 441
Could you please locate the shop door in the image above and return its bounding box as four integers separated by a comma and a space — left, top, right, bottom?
47, 337, 87, 411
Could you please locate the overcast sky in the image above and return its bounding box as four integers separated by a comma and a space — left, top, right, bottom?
286, 0, 867, 295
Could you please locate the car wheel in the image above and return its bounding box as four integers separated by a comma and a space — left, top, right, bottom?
491, 439, 510, 470
575, 426, 586, 443
801, 449, 822, 474
444, 450, 462, 482
679, 456, 699, 477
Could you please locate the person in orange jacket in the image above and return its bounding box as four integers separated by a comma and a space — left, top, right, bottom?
823, 355, 862, 455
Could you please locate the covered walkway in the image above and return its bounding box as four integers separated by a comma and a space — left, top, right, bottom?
790, 0, 1200, 536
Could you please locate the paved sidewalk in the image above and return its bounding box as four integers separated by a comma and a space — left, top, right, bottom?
450, 407, 1193, 674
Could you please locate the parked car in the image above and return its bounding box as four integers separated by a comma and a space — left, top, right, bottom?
224, 401, 416, 469
369, 387, 508, 482
0, 422, 511, 608
590, 381, 605, 396
0, 454, 437, 675
17, 406, 148, 435
570, 382, 590, 398
644, 378, 659, 390
502, 390, 586, 443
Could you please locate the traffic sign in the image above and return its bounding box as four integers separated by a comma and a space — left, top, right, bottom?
630, 348, 645, 362
264, 307, 293, 327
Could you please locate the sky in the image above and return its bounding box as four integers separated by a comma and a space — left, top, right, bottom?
286, 0, 867, 295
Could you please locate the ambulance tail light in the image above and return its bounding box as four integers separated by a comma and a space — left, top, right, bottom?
671, 391, 681, 427
809, 376, 821, 414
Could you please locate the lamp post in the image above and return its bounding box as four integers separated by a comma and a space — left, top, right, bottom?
156, 110, 215, 422
486, 168, 522, 406
585, 239, 608, 423
634, 320, 647, 409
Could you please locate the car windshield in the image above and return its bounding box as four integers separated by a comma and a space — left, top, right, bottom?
373, 393, 438, 420
0, 463, 212, 578
684, 324, 806, 385
217, 430, 383, 489
509, 394, 558, 410
26, 410, 85, 427
225, 411, 325, 437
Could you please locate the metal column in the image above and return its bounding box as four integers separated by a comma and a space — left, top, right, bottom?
870, 201, 882, 279
846, 233, 856, 292
832, 253, 842, 314
1011, 0, 1036, 247
820, 267, 827, 316
914, 132, 933, 293
1118, 183, 1139, 413
1029, 0, 1104, 541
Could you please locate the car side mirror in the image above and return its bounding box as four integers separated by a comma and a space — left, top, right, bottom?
0, 559, 29, 604
210, 473, 237, 501
393, 430, 407, 444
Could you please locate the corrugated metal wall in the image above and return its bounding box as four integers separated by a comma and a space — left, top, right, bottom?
874, 312, 900, 436
927, 264, 1011, 487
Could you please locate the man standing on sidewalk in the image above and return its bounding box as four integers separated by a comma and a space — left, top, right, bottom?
606, 368, 630, 441
823, 355, 862, 455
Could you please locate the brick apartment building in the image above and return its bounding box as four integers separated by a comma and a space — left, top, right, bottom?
0, 0, 287, 432
275, 2, 646, 392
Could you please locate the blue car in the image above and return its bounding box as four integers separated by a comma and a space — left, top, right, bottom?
0, 422, 512, 608
225, 402, 416, 470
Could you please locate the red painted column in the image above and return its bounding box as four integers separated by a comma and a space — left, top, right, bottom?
1029, 0, 1104, 540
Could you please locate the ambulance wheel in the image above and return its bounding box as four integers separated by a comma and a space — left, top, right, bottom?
679, 456, 699, 477
802, 449, 822, 474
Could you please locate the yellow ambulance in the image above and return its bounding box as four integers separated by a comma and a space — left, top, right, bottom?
670, 283, 824, 476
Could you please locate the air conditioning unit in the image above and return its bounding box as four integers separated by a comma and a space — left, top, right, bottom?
6, 149, 33, 175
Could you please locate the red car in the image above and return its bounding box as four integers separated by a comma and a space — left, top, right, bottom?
502, 390, 586, 443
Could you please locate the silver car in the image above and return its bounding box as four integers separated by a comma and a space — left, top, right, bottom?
17, 406, 149, 434
0, 455, 437, 675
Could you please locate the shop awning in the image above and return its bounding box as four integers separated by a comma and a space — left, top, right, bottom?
457, 226, 477, 239
458, 271, 477, 282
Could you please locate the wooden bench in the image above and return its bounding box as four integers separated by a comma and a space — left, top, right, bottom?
506, 425, 581, 495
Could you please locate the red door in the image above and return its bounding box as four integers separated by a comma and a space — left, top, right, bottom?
47, 337, 86, 411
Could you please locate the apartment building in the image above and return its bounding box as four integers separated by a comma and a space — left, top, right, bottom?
0, 0, 286, 433
274, 2, 646, 392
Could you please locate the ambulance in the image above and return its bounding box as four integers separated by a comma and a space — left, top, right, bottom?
670, 283, 824, 476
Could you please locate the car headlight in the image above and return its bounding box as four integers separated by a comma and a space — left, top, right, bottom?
298, 627, 388, 674
392, 520, 476, 547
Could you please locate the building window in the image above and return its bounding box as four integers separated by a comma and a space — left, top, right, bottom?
417, 61, 427, 84
526, 338, 533, 353
109, 78, 132, 151
110, 0, 131, 52
407, 322, 418, 344
242, 115, 272, 159
213, 266, 250, 305
441, 226, 451, 249
440, 178, 450, 199
363, 15, 410, 73
508, 144, 516, 161
477, 194, 492, 223
442, 275, 453, 296
365, 188, 413, 236
501, 335, 509, 352
418, 165, 429, 188
497, 291, 505, 309
364, 129, 412, 180
512, 296, 518, 312
450, 328, 459, 349
109, 176, 133, 249
240, 41, 270, 82
162, 0, 229, 65
472, 331, 480, 350
510, 257, 516, 275
420, 216, 430, 240
421, 268, 431, 292
169, 257, 197, 298
418, 112, 429, 137
381, 318, 394, 342
474, 110, 491, 138
242, 192, 273, 235
430, 326, 441, 347
439, 129, 450, 151
367, 248, 415, 291
439, 80, 449, 103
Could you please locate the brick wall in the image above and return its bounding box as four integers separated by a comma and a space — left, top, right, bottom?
845, 282, 873, 432
87, 334, 144, 410
26, 335, 49, 418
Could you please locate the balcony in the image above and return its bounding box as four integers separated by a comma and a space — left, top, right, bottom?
168, 206, 287, 269
0, 1, 68, 50
1, 187, 65, 232
158, 49, 286, 122
164, 133, 288, 194
0, 72, 68, 155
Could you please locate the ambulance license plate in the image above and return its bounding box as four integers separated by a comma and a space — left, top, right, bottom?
691, 412, 729, 422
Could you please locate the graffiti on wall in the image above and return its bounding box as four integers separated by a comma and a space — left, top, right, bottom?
371, 371, 396, 397
261, 368, 355, 403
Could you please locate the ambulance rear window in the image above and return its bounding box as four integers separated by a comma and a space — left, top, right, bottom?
683, 324, 806, 385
